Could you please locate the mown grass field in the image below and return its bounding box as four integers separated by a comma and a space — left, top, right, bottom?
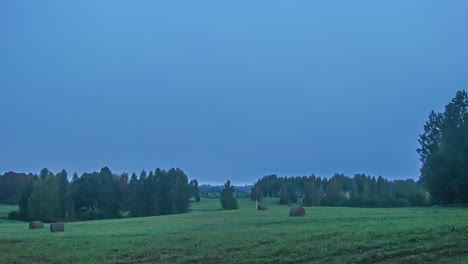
0, 204, 17, 221
1, 199, 468, 264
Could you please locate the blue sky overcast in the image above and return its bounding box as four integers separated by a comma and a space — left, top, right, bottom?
1, 1, 467, 184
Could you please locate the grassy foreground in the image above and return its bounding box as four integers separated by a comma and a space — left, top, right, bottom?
1, 199, 467, 264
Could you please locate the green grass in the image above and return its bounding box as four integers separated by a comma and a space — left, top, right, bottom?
0, 204, 18, 219
1, 199, 467, 264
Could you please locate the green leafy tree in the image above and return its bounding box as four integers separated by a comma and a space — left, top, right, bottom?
189, 179, 201, 202
0, 172, 28, 205
97, 167, 120, 219
39, 168, 50, 179
71, 172, 100, 219
250, 185, 263, 209
28, 173, 60, 222
250, 185, 262, 203
220, 180, 239, 210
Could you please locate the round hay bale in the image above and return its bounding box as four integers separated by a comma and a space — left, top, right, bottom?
29, 221, 44, 229
289, 207, 306, 217
50, 223, 65, 232
257, 204, 268, 210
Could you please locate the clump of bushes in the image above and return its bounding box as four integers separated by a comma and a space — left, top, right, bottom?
8, 210, 19, 220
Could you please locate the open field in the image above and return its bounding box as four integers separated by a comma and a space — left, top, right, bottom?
1, 199, 468, 264
0, 204, 17, 220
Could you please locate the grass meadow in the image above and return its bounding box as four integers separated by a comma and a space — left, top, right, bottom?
1, 199, 467, 264
0, 204, 17, 221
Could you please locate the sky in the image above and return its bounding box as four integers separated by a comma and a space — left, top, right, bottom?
1, 1, 467, 184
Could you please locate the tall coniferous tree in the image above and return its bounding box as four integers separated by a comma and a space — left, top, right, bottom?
134, 170, 148, 216
129, 173, 138, 216
144, 171, 155, 215
303, 178, 319, 206
151, 169, 162, 215
117, 173, 130, 212
56, 169, 73, 220
279, 183, 290, 205
418, 90, 468, 204
158, 169, 172, 214
18, 175, 36, 220
172, 168, 190, 213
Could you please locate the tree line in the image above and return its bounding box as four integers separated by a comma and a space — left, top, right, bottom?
251, 174, 429, 207
250, 91, 467, 207
198, 184, 252, 198
3, 91, 466, 219
9, 167, 199, 222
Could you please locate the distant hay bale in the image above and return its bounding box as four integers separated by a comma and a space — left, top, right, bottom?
289, 207, 305, 217
50, 223, 64, 232
29, 221, 44, 229
257, 204, 268, 210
